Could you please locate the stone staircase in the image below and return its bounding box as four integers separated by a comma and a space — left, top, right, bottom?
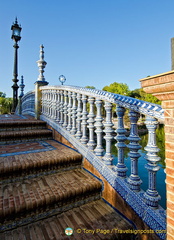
0, 117, 135, 240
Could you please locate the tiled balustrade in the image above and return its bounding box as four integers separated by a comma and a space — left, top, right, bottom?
18, 85, 166, 239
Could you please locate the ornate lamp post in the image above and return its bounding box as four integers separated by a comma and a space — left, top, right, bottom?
11, 18, 22, 113
59, 75, 66, 85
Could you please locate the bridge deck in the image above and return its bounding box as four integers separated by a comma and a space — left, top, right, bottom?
0, 115, 135, 240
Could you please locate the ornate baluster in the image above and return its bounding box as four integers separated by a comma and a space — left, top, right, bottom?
144, 116, 161, 208
67, 91, 72, 131
62, 90, 68, 128
94, 99, 104, 156
41, 90, 46, 116
59, 90, 64, 126
75, 93, 82, 139
48, 90, 51, 118
70, 92, 77, 135
45, 91, 49, 117
87, 97, 96, 150
55, 90, 60, 122
80, 95, 88, 144
52, 90, 56, 119
50, 90, 53, 119
114, 105, 127, 177
127, 110, 142, 191
103, 101, 114, 165
49, 90, 53, 118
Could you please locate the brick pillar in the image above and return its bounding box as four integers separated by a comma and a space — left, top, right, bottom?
171, 38, 174, 70
140, 71, 174, 239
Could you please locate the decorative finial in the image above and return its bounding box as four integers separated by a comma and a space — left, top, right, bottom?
37, 44, 47, 82
19, 75, 25, 97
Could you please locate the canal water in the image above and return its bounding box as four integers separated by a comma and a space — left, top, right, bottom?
111, 125, 166, 209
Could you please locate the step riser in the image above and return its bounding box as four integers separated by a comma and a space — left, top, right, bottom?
0, 195, 101, 232
0, 132, 53, 144
0, 177, 102, 231
0, 136, 53, 145
0, 121, 47, 132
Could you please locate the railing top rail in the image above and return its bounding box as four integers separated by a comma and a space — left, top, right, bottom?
40, 85, 164, 120
21, 90, 35, 99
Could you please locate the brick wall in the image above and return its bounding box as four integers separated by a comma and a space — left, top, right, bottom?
140, 71, 174, 240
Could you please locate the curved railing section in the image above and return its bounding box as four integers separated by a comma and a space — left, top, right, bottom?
20, 90, 35, 116
20, 85, 166, 239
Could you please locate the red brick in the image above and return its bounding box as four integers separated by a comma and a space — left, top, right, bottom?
167, 216, 174, 230
166, 151, 174, 160
166, 167, 174, 176
166, 175, 174, 185
162, 100, 174, 109
166, 143, 174, 150
167, 232, 174, 240
167, 208, 174, 220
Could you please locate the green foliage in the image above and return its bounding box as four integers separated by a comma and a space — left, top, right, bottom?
0, 93, 12, 114
85, 86, 96, 89
129, 88, 161, 105
102, 82, 131, 96
0, 92, 6, 98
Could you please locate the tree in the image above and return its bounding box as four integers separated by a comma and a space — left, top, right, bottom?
129, 88, 161, 105
0, 93, 12, 114
85, 86, 96, 89
102, 82, 131, 96
0, 92, 6, 98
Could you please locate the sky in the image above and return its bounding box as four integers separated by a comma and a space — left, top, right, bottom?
0, 0, 174, 97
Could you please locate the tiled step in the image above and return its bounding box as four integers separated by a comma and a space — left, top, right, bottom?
0, 169, 102, 230
0, 141, 83, 181
0, 199, 135, 240
0, 129, 53, 144
0, 120, 47, 131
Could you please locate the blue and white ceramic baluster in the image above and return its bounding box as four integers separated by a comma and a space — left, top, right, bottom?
75, 93, 82, 139
41, 90, 45, 116
67, 91, 72, 131
144, 116, 161, 208
127, 110, 142, 191
63, 90, 68, 128
114, 105, 128, 177
45, 90, 48, 117
59, 90, 64, 126
80, 95, 88, 144
48, 90, 51, 118
52, 90, 57, 120
103, 101, 114, 165
44, 91, 47, 116
94, 99, 104, 157
55, 90, 60, 122
87, 97, 96, 150
70, 92, 77, 135
50, 90, 54, 119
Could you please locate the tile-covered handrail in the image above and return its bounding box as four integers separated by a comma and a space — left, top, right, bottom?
20, 85, 166, 239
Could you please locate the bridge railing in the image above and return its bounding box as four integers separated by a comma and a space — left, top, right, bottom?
19, 85, 166, 239
19, 90, 35, 116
